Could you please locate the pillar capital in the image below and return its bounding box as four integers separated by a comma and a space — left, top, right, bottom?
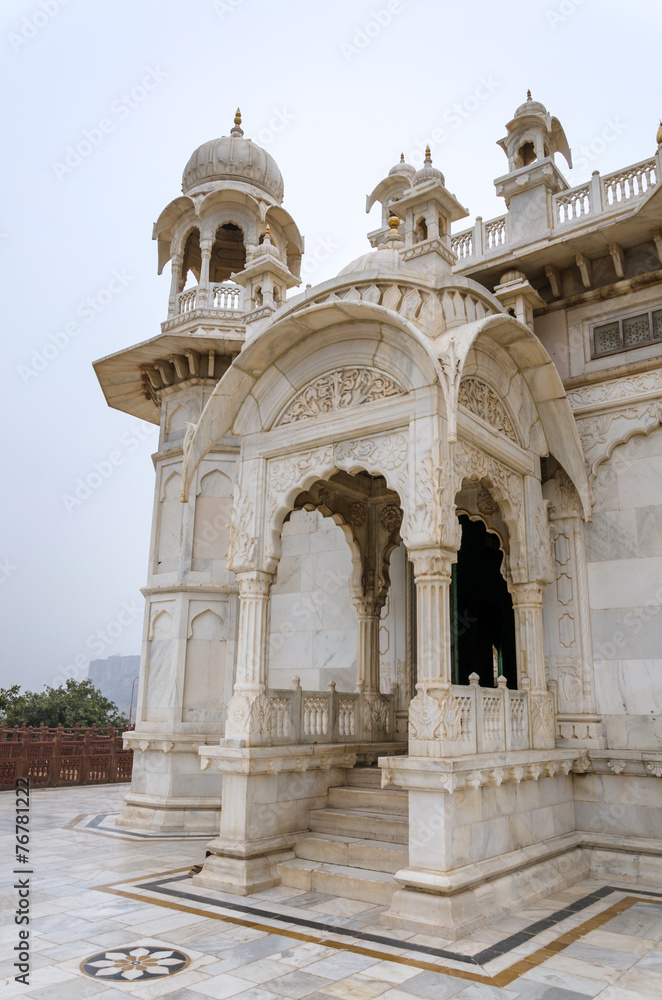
409, 546, 457, 581
510, 581, 545, 607
236, 570, 273, 598
353, 596, 386, 618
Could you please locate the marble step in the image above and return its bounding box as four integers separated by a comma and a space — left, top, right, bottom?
276, 857, 398, 905
345, 767, 383, 789
328, 785, 408, 815
294, 831, 408, 874
308, 807, 408, 844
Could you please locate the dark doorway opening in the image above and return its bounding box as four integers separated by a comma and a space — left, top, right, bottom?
451, 515, 517, 687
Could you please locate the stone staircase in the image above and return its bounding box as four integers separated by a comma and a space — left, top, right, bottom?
276, 766, 409, 905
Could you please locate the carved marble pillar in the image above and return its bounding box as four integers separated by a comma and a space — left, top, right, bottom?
354, 597, 383, 694
224, 570, 273, 745
412, 548, 454, 688
511, 582, 555, 749
168, 251, 184, 316
407, 547, 464, 757
544, 471, 606, 747
354, 596, 390, 740
197, 238, 213, 307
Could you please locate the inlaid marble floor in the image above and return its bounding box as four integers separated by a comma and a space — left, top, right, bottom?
2, 784, 662, 999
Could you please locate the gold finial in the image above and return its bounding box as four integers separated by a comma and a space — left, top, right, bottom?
230, 107, 244, 138
400, 152, 405, 162
657, 121, 662, 146
264, 224, 271, 239
387, 213, 400, 233
527, 89, 532, 100
424, 144, 432, 164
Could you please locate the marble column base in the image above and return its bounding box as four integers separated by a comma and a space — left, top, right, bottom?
118, 732, 223, 835
117, 792, 221, 835
193, 834, 296, 894
382, 840, 588, 940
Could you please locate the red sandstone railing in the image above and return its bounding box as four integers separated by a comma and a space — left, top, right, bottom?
0, 723, 134, 790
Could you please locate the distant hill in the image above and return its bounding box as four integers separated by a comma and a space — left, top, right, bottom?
88, 655, 140, 717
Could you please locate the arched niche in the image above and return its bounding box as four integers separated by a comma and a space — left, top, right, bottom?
210, 222, 246, 281
181, 226, 201, 286
144, 608, 174, 723
192, 469, 233, 568
156, 471, 183, 573
182, 608, 226, 727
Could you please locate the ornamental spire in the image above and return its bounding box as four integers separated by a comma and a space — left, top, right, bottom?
230, 107, 244, 138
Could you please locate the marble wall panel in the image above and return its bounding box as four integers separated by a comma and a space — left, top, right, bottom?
584, 510, 638, 562
595, 659, 662, 716
588, 557, 662, 609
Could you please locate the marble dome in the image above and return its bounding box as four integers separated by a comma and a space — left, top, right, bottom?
182, 123, 284, 202
513, 94, 548, 119
338, 246, 404, 275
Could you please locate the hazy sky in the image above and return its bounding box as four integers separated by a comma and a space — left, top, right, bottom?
2, 0, 661, 692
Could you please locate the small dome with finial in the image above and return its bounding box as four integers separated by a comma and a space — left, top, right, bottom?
514, 89, 548, 119
413, 145, 445, 186
389, 152, 416, 179
182, 107, 284, 202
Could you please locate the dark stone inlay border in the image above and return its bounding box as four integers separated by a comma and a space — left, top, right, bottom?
84, 813, 208, 840
134, 876, 662, 968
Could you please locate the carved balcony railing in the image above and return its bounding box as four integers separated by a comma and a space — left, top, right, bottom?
603, 156, 657, 205
176, 282, 244, 316
450, 675, 531, 753
453, 151, 660, 260
451, 214, 507, 260
552, 156, 658, 228
554, 183, 591, 224
267, 680, 395, 744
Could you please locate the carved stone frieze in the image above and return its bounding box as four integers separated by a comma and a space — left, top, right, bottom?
409, 688, 463, 742
477, 486, 499, 516
379, 503, 403, 533
227, 489, 257, 570
224, 690, 272, 743
548, 469, 583, 519
122, 734, 209, 754
382, 754, 578, 794
576, 399, 662, 482
276, 367, 405, 425
570, 750, 662, 777
453, 441, 525, 571
459, 377, 518, 443
268, 446, 335, 495
567, 369, 662, 411
401, 236, 457, 266
405, 450, 454, 547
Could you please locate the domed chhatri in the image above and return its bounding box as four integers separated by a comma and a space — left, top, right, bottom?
388, 152, 416, 179
182, 108, 285, 203
498, 90, 572, 172
413, 145, 445, 187
513, 89, 548, 120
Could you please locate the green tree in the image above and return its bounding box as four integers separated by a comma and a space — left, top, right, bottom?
0, 679, 129, 729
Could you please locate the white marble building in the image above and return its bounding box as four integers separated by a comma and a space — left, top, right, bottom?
95, 98, 662, 939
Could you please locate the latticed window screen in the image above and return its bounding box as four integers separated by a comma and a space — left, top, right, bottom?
623, 314, 650, 346
593, 321, 620, 354
593, 306, 662, 356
